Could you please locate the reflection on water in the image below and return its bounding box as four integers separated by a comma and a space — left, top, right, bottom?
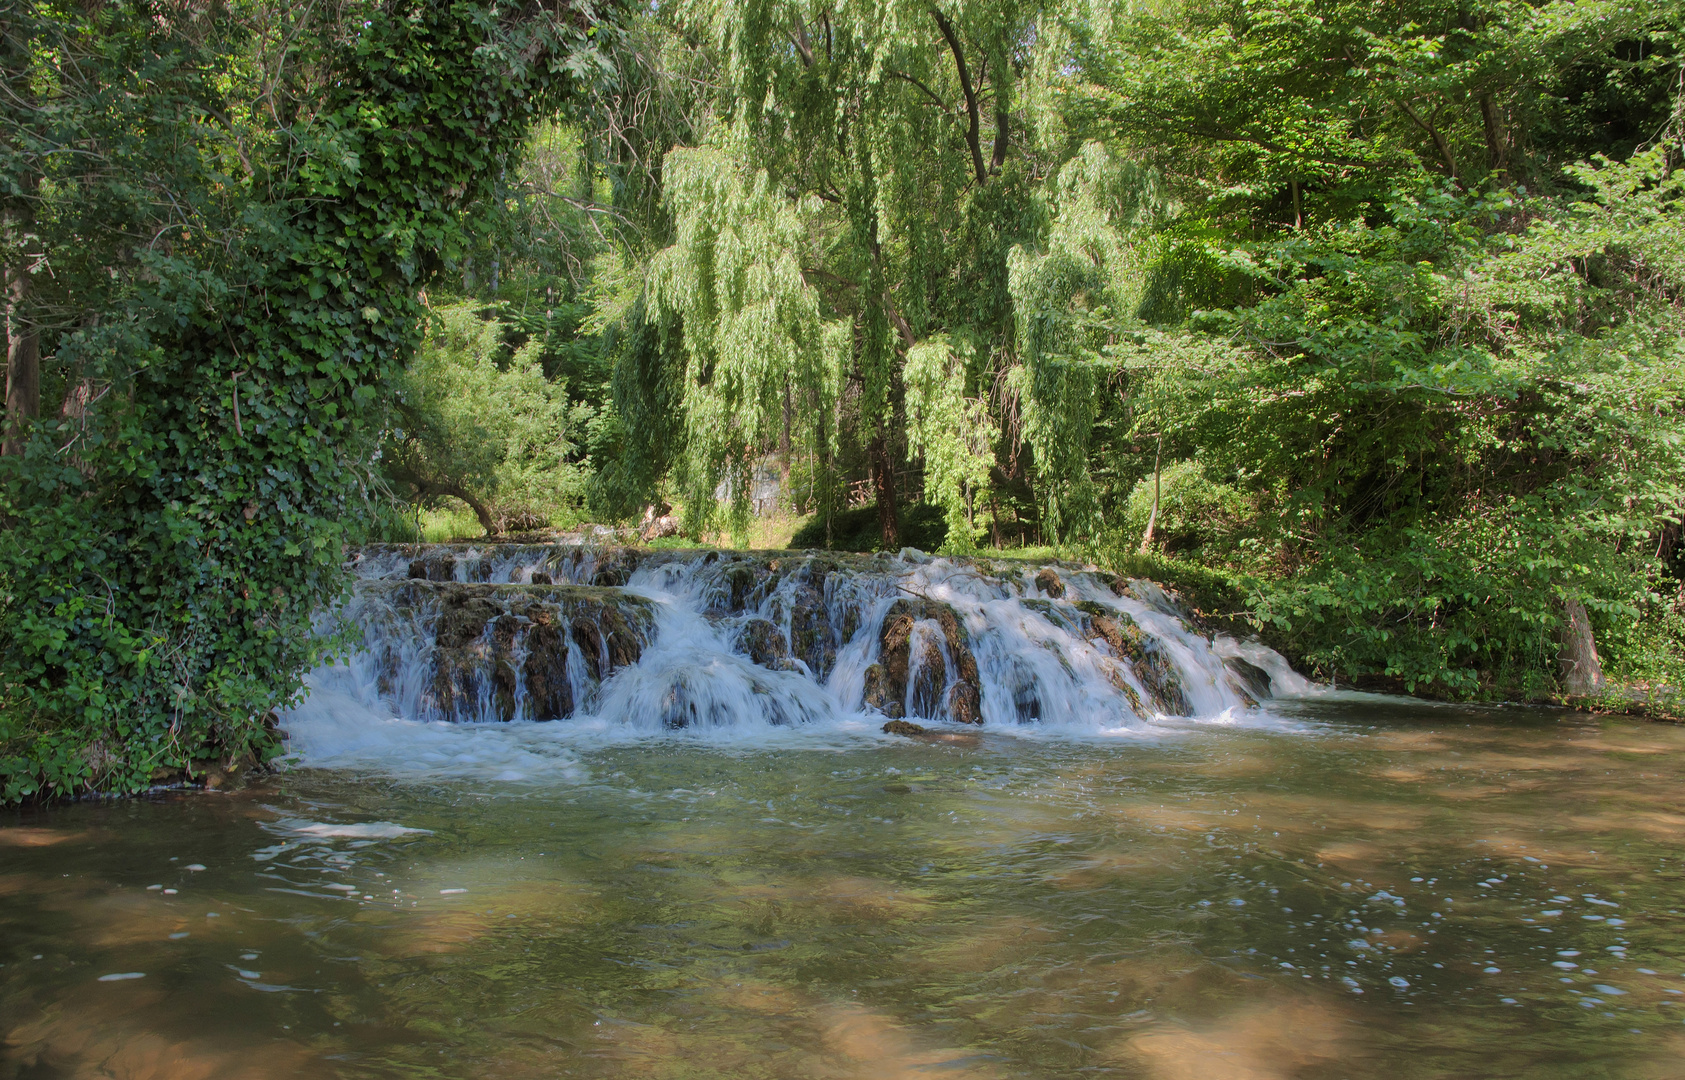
7, 702, 1685, 1078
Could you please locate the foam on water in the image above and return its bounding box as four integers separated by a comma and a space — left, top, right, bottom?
282, 544, 1320, 781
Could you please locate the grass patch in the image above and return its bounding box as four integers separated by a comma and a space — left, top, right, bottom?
419, 504, 487, 542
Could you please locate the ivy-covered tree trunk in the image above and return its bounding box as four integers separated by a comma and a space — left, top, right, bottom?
2, 254, 36, 457
0, 1, 599, 801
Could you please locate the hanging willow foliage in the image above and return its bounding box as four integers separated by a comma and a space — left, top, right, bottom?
904, 332, 996, 550
1004, 142, 1155, 541
622, 0, 1045, 546
647, 137, 847, 539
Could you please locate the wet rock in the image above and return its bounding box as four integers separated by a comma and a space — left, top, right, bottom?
724, 562, 759, 613
1103, 663, 1146, 716
862, 663, 902, 718
572, 616, 604, 681
591, 548, 643, 587
1072, 601, 1188, 712
879, 608, 918, 703
658, 675, 699, 729
805, 557, 836, 594
873, 598, 983, 724
705, 559, 776, 615
788, 586, 836, 679
409, 555, 456, 582
835, 601, 862, 648
738, 618, 790, 668
908, 633, 947, 719
522, 611, 573, 720
1034, 568, 1065, 598
530, 571, 553, 586
881, 719, 930, 737
1012, 678, 1041, 722
1136, 650, 1191, 715
947, 681, 981, 725
597, 603, 647, 671
430, 653, 479, 722
396, 580, 652, 721
435, 593, 502, 649
1224, 656, 1272, 703
491, 657, 519, 722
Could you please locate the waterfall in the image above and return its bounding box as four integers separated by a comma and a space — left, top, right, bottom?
281, 544, 1310, 771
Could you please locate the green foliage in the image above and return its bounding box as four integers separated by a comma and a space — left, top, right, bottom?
1122, 460, 1252, 556
1099, 546, 1251, 611
645, 137, 845, 541
904, 334, 995, 551
1248, 516, 1626, 696
1128, 136, 1685, 694
0, 0, 599, 801
384, 302, 595, 533
610, 0, 1051, 548
790, 503, 949, 552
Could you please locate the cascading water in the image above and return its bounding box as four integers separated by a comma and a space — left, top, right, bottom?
282, 544, 1310, 775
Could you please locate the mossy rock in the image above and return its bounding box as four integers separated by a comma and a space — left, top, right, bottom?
867, 598, 982, 724
786, 586, 836, 678
382, 580, 653, 722
863, 663, 901, 718
737, 618, 790, 668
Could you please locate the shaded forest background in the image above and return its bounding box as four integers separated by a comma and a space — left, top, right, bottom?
4, 0, 1684, 796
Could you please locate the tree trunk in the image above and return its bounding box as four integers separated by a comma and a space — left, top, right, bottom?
1558, 595, 1606, 696
1139, 432, 1162, 553
404, 474, 498, 537
780, 380, 792, 491
1479, 94, 1508, 179
458, 488, 497, 537
869, 432, 900, 550
4, 264, 38, 457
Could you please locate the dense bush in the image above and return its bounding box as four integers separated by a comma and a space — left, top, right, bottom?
383, 303, 596, 534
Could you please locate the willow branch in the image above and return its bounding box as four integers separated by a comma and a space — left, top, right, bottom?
930, 8, 987, 185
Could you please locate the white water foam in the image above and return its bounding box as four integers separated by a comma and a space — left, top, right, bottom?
281, 546, 1320, 782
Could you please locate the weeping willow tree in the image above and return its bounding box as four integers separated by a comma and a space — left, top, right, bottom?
1004, 141, 1167, 540
904, 333, 995, 549
646, 138, 848, 540
608, 0, 1079, 549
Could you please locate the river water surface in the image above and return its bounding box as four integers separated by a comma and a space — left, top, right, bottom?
5, 699, 1685, 1079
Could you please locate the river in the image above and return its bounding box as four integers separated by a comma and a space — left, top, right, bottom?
3, 547, 1683, 1078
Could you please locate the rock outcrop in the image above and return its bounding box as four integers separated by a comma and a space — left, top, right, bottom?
367, 581, 653, 723
337, 543, 1293, 730
862, 598, 983, 724
1075, 600, 1190, 715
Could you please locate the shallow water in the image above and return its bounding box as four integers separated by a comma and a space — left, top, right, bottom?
6, 700, 1685, 1078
